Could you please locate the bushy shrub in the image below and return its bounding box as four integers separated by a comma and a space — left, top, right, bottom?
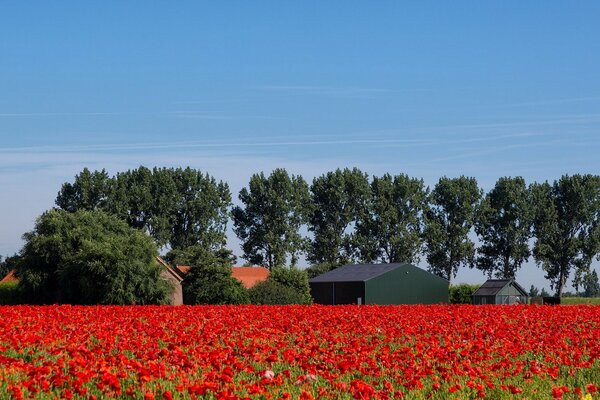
248, 280, 308, 305
269, 267, 312, 304
17, 210, 172, 305
181, 246, 249, 305
449, 283, 480, 304
0, 282, 20, 305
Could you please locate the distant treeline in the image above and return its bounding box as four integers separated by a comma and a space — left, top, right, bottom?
46, 167, 600, 296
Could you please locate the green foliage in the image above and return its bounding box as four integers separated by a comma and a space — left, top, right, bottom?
248, 280, 308, 305
56, 168, 112, 212
448, 283, 480, 304
528, 285, 540, 297
308, 168, 370, 265
424, 176, 482, 284
581, 270, 600, 297
561, 297, 600, 305
531, 175, 600, 296
56, 166, 232, 251
181, 246, 249, 305
268, 267, 312, 304
475, 177, 533, 279
0, 282, 20, 305
16, 209, 172, 305
305, 263, 336, 279
355, 173, 428, 264
233, 169, 311, 269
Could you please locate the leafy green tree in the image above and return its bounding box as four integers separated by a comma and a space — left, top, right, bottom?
424, 176, 482, 284
528, 285, 540, 297
582, 269, 600, 297
531, 175, 600, 297
233, 169, 310, 269
56, 168, 112, 212
354, 173, 428, 263
110, 167, 154, 231
475, 177, 533, 278
308, 168, 370, 266
181, 246, 249, 305
540, 287, 551, 297
56, 166, 232, 252
169, 167, 232, 251
16, 210, 172, 305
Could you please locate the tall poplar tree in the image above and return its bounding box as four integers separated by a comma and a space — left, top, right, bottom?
308, 168, 370, 266
423, 176, 482, 284
233, 169, 310, 269
354, 173, 427, 264
531, 174, 600, 297
475, 176, 533, 278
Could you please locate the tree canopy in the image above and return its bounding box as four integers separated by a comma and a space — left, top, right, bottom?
16, 209, 172, 305
233, 169, 310, 269
474, 176, 533, 279
308, 168, 370, 266
56, 166, 232, 252
354, 173, 427, 264
531, 174, 600, 296
424, 176, 482, 284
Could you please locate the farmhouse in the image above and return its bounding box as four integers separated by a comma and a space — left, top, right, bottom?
472, 278, 528, 305
309, 263, 449, 305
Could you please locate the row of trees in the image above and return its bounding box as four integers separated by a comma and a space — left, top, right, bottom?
4, 209, 312, 305
53, 167, 600, 296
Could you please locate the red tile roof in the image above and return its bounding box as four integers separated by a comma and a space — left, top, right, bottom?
177, 265, 191, 275
231, 266, 269, 289
0, 269, 18, 284
166, 264, 269, 289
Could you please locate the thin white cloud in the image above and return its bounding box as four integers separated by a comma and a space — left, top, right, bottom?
0, 132, 548, 156
164, 111, 280, 120
250, 85, 394, 98
0, 112, 126, 117
497, 96, 600, 108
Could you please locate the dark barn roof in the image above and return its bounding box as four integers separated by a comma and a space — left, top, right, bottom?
309, 263, 410, 283
472, 279, 528, 296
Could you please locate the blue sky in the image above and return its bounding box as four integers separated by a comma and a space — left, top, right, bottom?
1, 2, 600, 290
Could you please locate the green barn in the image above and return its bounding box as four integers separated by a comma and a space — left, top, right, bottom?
472, 279, 528, 305
309, 263, 449, 305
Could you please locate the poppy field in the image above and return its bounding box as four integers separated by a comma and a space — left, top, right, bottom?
0, 305, 599, 399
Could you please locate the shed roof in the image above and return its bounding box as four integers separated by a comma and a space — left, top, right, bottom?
309, 263, 412, 283
472, 279, 528, 296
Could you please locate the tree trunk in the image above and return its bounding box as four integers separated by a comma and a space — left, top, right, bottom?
556, 268, 566, 297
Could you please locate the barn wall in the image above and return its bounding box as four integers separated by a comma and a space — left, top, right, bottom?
366, 265, 449, 304
309, 282, 365, 305
310, 282, 334, 305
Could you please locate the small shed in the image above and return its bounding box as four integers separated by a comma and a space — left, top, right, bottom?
472, 279, 528, 305
309, 263, 448, 305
